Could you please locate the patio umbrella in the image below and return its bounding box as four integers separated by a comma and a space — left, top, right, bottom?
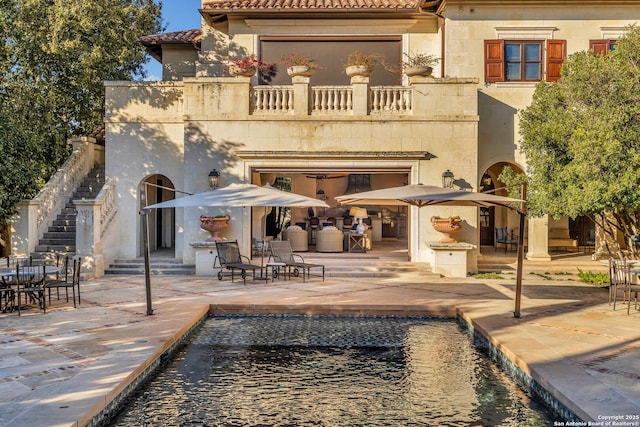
336, 183, 528, 318
144, 182, 329, 210
335, 183, 522, 209
141, 182, 329, 314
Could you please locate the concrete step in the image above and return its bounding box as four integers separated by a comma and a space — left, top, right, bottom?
105, 258, 195, 276
38, 238, 75, 246
34, 244, 75, 252
105, 257, 436, 278
49, 225, 76, 233
43, 231, 76, 239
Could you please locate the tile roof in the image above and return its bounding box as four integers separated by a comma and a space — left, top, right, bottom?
202, 0, 421, 12
139, 29, 202, 61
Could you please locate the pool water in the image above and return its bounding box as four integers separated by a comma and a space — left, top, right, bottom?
108, 315, 554, 426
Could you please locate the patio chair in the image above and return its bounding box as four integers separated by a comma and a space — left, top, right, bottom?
495, 227, 517, 252
46, 256, 81, 308
214, 240, 263, 285
269, 240, 324, 282
16, 262, 46, 316
609, 258, 631, 312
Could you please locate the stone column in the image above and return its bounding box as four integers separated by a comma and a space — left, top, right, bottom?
526, 214, 551, 261
74, 200, 104, 279
11, 200, 39, 256
292, 76, 311, 115
350, 76, 370, 115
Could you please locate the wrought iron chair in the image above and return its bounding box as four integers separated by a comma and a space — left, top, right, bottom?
495, 227, 517, 252
46, 256, 81, 308
16, 262, 46, 316
214, 240, 263, 285
269, 240, 325, 282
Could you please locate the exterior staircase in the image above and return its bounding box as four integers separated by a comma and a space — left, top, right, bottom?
30, 164, 105, 262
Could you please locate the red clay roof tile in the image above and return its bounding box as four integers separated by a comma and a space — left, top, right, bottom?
202, 0, 420, 11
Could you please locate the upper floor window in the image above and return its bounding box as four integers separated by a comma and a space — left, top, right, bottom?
505, 41, 542, 81
485, 39, 566, 83
590, 39, 616, 55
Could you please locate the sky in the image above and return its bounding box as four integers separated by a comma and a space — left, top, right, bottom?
144, 0, 203, 80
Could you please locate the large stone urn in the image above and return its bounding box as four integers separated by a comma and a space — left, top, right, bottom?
200, 215, 231, 242
431, 216, 462, 243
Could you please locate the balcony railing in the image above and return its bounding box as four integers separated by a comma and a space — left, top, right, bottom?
312, 86, 353, 113
252, 82, 413, 115
252, 85, 294, 113
370, 86, 412, 113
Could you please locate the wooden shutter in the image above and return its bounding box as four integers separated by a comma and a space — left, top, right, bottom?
484, 39, 505, 83
546, 39, 566, 82
590, 39, 611, 56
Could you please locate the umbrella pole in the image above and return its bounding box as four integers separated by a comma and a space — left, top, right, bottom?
513, 182, 527, 318
140, 185, 154, 316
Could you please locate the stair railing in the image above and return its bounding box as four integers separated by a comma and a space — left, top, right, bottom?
12, 137, 101, 256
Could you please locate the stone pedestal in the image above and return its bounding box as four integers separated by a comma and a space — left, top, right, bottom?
426, 242, 476, 278
190, 242, 218, 276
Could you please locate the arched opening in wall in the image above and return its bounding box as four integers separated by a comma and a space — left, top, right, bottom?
479, 162, 524, 250
140, 175, 176, 256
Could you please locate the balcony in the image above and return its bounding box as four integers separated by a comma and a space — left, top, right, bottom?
105, 75, 479, 122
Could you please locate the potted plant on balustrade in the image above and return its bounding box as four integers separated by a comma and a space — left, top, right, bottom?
280, 53, 322, 77
226, 55, 275, 77
402, 52, 440, 77
344, 51, 386, 77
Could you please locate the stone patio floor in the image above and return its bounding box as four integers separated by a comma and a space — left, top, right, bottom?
0, 254, 639, 427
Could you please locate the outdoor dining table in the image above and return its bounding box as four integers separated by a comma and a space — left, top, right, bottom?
0, 265, 61, 314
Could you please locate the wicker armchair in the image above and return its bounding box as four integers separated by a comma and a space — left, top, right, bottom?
315, 226, 344, 252
283, 225, 309, 252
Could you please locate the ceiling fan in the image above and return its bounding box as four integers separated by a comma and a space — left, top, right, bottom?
305, 173, 349, 180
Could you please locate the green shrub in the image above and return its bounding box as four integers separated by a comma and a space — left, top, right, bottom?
470, 272, 505, 280
577, 268, 609, 287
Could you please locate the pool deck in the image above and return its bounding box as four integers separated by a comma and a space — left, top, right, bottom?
1, 249, 639, 427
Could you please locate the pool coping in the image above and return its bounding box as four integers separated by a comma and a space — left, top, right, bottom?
84, 304, 580, 426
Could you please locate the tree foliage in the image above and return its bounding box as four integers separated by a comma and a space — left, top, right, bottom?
509, 25, 640, 258
0, 0, 162, 228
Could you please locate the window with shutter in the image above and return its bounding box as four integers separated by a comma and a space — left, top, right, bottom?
589, 39, 615, 55
485, 39, 566, 83
546, 39, 566, 82
484, 40, 505, 83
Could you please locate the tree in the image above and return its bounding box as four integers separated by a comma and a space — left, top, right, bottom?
0, 0, 162, 254
507, 25, 640, 258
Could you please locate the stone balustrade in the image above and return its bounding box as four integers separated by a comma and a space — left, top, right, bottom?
312, 86, 353, 112
370, 86, 412, 113
252, 85, 294, 113
12, 137, 101, 256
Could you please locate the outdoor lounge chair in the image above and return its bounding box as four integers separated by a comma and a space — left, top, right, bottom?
214, 240, 263, 285
269, 240, 324, 282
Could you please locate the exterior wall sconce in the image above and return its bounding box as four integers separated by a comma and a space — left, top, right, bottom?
208, 169, 221, 189
442, 169, 455, 189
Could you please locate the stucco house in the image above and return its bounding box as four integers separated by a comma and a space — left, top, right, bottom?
12, 0, 640, 278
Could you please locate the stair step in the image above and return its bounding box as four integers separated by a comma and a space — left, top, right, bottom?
35, 244, 75, 252
49, 225, 76, 232
43, 232, 76, 239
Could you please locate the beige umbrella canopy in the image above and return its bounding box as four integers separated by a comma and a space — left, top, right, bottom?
336, 182, 528, 318
335, 183, 522, 209
144, 182, 329, 210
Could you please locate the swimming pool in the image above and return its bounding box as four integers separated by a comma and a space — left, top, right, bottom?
108, 315, 554, 426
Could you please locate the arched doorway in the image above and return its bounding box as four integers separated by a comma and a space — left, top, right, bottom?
140, 175, 175, 255
479, 162, 524, 248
